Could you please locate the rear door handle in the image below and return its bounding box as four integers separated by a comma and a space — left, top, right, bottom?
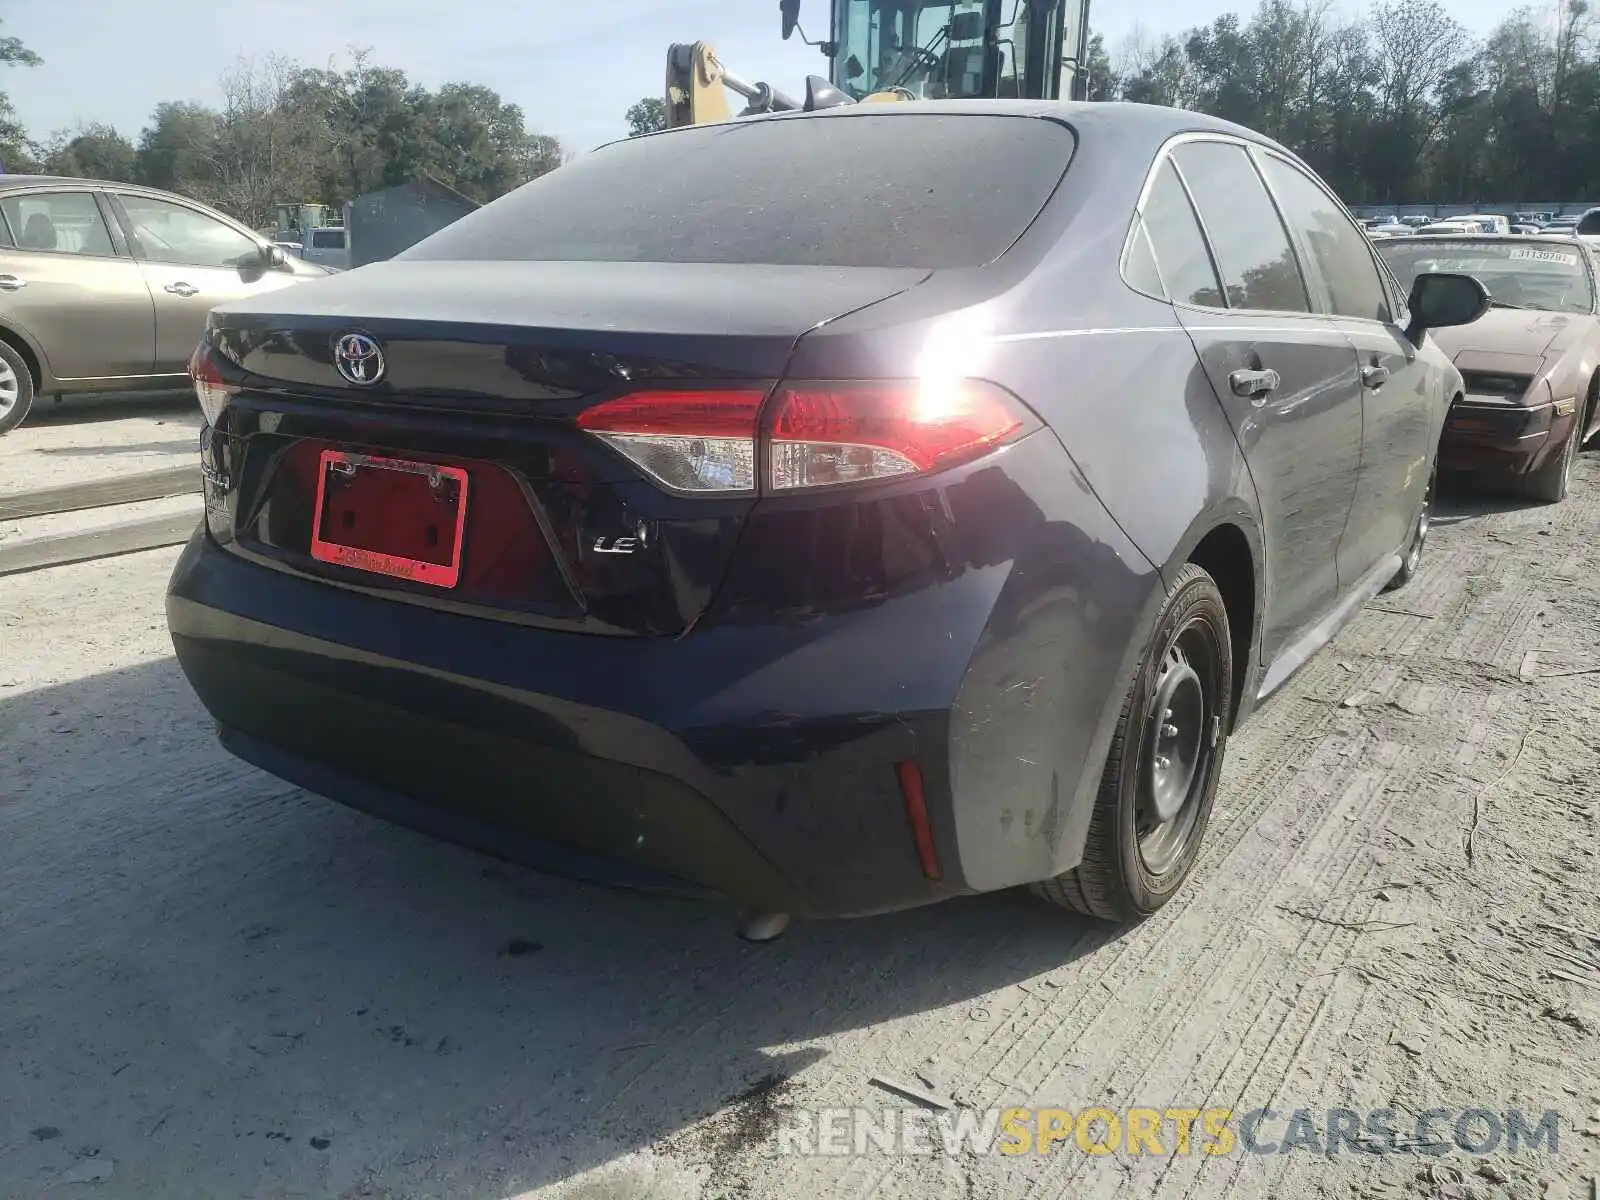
164, 282, 199, 297
0, 274, 26, 291
1229, 368, 1281, 399
1362, 364, 1391, 389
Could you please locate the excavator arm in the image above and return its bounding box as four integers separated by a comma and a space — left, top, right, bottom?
665, 41, 887, 129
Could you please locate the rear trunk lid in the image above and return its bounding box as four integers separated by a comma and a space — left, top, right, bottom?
202, 259, 929, 637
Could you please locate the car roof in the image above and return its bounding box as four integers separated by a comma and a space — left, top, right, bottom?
0, 173, 123, 190
630, 99, 1299, 158
0, 174, 207, 201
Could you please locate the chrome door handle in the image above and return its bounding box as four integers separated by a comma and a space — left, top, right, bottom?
1229, 368, 1281, 399
0, 274, 26, 291
1362, 364, 1391, 389
164, 282, 199, 297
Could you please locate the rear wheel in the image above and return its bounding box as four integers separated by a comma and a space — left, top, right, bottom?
1033, 563, 1234, 923
1385, 455, 1436, 592
1521, 423, 1578, 504
0, 341, 34, 436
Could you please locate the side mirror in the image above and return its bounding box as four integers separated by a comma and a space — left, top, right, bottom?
1405, 272, 1490, 345
264, 243, 289, 269
780, 0, 800, 40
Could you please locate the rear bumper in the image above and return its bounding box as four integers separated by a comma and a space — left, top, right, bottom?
1439, 399, 1559, 475
166, 433, 1157, 918
168, 534, 966, 918
218, 726, 726, 900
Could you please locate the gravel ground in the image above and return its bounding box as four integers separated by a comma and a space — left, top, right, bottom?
0, 393, 198, 497
0, 493, 203, 548
1, 441, 1597, 1200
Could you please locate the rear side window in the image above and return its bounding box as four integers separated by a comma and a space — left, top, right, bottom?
1258, 155, 1391, 322
405, 114, 1075, 269
1, 191, 116, 257
1120, 221, 1164, 299
1141, 161, 1224, 308
1172, 141, 1310, 313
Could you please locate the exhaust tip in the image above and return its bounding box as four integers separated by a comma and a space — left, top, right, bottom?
736, 910, 791, 943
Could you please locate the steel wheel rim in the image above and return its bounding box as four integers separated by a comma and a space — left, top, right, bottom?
1136, 620, 1221, 876
1406, 465, 1435, 575
0, 359, 17, 415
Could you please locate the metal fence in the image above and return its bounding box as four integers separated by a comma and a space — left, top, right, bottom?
1349, 202, 1600, 220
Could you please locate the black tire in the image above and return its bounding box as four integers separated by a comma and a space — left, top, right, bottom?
1032, 562, 1234, 923
1521, 423, 1578, 504
0, 339, 34, 436
1384, 454, 1436, 593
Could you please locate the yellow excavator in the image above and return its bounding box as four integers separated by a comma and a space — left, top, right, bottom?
665, 0, 1094, 127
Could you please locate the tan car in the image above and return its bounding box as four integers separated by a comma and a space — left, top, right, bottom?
0, 176, 332, 434
1377, 233, 1600, 503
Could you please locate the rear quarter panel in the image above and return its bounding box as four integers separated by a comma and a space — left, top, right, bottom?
782, 116, 1266, 886
1541, 320, 1600, 462
1544, 317, 1600, 403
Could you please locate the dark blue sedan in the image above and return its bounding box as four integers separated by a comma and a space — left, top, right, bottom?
167, 101, 1486, 934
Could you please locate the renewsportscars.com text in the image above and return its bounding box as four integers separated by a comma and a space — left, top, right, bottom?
777, 1106, 1562, 1158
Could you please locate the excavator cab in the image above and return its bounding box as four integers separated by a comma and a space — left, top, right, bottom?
664, 0, 1090, 128
816, 0, 1090, 102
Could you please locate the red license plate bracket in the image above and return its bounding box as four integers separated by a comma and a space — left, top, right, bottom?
310, 450, 469, 588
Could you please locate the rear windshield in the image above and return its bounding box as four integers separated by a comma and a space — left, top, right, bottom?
310, 229, 345, 249
403, 113, 1074, 270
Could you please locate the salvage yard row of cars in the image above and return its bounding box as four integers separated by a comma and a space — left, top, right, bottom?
9, 103, 1600, 935
1376, 235, 1600, 501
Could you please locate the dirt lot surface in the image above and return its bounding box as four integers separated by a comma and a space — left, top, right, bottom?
0, 393, 199, 498
1, 405, 1598, 1200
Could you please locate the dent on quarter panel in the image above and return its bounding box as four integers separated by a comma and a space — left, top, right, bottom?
946, 434, 1160, 893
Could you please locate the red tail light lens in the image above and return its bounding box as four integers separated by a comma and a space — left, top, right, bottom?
766, 380, 1035, 490
575, 380, 1035, 494
576, 389, 767, 493
189, 343, 238, 425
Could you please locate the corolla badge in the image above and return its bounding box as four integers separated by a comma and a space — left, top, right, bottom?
333, 332, 385, 385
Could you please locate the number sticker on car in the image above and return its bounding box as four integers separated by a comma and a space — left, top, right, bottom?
1508, 247, 1580, 265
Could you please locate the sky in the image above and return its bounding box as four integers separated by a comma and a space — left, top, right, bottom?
6, 0, 1519, 159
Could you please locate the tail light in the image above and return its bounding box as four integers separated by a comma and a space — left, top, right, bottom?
577, 389, 767, 493
767, 380, 1035, 490
189, 343, 238, 425
577, 380, 1035, 494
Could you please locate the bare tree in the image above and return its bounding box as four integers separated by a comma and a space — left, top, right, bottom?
1480, 6, 1556, 102
209, 55, 324, 228
1369, 0, 1472, 122
1553, 0, 1596, 106
1112, 23, 1163, 79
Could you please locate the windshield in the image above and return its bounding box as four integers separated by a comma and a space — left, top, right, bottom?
1377, 239, 1595, 314
403, 114, 1075, 270
832, 0, 997, 99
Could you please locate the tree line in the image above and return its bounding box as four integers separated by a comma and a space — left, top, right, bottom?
1090, 0, 1600, 206
0, 23, 563, 230
629, 0, 1600, 208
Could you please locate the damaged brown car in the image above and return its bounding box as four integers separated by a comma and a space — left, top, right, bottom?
1377, 234, 1600, 502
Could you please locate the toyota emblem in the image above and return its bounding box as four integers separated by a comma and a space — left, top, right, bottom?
333, 332, 385, 385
